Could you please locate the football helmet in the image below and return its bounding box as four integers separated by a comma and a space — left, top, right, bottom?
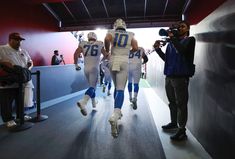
87, 32, 97, 40
113, 18, 126, 30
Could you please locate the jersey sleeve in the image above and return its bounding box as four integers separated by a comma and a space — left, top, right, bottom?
97, 41, 104, 47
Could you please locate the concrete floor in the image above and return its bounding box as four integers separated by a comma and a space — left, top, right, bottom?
0, 84, 213, 159
144, 88, 212, 159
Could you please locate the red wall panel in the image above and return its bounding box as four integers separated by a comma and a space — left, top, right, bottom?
0, 1, 78, 66
185, 0, 227, 24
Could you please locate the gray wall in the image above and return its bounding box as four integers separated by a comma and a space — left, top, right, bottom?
31, 64, 88, 103
146, 0, 235, 158
0, 64, 88, 124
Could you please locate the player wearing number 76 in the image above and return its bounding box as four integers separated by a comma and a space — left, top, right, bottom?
74, 32, 108, 116
104, 18, 138, 138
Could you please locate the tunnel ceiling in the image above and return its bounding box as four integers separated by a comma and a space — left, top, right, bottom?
24, 0, 227, 31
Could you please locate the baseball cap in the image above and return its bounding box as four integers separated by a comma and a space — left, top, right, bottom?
9, 32, 25, 40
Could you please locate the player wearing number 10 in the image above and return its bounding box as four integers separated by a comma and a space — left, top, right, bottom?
74, 32, 108, 116
104, 18, 138, 138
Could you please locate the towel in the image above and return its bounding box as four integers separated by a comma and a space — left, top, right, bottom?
112, 60, 121, 71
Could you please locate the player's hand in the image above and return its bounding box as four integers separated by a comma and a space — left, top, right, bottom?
75, 64, 81, 71
106, 53, 111, 60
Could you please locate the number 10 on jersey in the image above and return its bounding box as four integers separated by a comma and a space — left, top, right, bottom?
113, 33, 129, 47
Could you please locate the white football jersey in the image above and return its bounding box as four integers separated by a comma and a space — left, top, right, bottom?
79, 40, 103, 87
128, 47, 145, 64
128, 47, 145, 83
79, 40, 103, 68
108, 29, 134, 62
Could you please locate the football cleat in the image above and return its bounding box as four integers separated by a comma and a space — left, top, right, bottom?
109, 109, 122, 138
92, 99, 98, 108
132, 98, 137, 110
103, 85, 106, 93
77, 102, 87, 116
76, 95, 89, 116
109, 119, 118, 138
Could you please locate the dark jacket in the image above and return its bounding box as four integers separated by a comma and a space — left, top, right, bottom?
156, 36, 196, 77
51, 55, 61, 65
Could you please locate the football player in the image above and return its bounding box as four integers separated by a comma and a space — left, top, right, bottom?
101, 59, 112, 96
104, 18, 138, 138
74, 32, 108, 116
128, 47, 148, 110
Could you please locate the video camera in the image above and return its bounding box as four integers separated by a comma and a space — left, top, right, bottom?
159, 23, 179, 38
157, 24, 180, 47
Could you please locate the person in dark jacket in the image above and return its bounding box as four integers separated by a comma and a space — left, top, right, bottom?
153, 20, 196, 141
51, 50, 62, 65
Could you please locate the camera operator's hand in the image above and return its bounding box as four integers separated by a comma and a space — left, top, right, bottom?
75, 64, 81, 71
153, 40, 161, 49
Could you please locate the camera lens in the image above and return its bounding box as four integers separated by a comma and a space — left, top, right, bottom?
159, 29, 168, 36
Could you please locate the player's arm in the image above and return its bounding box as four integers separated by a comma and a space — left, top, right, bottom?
101, 47, 110, 60
139, 48, 148, 64
73, 46, 83, 70
142, 54, 148, 64
104, 33, 112, 53
131, 37, 138, 52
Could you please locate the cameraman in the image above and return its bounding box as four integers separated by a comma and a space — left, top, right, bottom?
153, 20, 196, 141
60, 54, 65, 65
